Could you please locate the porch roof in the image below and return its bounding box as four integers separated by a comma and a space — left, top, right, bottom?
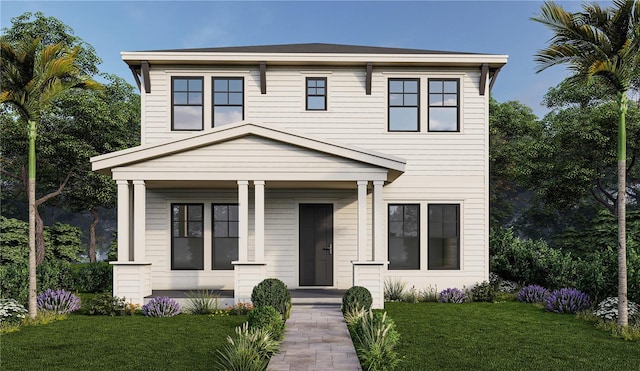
91, 121, 406, 183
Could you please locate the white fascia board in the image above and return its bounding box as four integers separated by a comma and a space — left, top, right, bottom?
121, 51, 508, 68
91, 121, 406, 173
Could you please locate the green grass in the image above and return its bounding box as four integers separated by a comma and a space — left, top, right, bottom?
385, 301, 640, 370
0, 314, 246, 370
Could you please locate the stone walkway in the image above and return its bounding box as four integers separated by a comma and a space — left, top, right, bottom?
267, 304, 362, 371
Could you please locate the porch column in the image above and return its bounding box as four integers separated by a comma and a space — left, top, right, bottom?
132, 180, 146, 261
357, 180, 369, 261
254, 181, 265, 262
116, 180, 131, 261
373, 180, 385, 261
237, 180, 249, 262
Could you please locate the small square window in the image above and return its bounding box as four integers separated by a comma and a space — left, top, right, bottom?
306, 77, 327, 110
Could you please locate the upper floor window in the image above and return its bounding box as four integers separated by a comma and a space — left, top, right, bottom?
388, 78, 419, 132
428, 204, 460, 270
212, 204, 239, 270
388, 204, 420, 270
172, 77, 203, 131
171, 203, 204, 270
428, 79, 459, 132
213, 77, 244, 127
306, 77, 327, 110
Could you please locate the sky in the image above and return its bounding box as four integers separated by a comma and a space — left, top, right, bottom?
1, 0, 590, 117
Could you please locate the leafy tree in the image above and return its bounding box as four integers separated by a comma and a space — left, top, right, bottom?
532, 0, 640, 326
0, 18, 100, 317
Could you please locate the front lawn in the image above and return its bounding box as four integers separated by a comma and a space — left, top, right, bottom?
1, 314, 246, 370
386, 301, 639, 370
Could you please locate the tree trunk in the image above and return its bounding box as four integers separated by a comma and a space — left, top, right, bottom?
617, 91, 628, 327
89, 208, 99, 263
35, 207, 46, 266
27, 120, 37, 319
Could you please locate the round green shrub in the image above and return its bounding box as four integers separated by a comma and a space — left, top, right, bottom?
251, 278, 291, 320
342, 286, 372, 314
247, 305, 285, 341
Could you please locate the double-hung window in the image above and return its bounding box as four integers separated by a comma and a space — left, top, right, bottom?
171, 204, 204, 270
388, 78, 419, 131
428, 204, 460, 269
388, 204, 420, 270
172, 77, 203, 131
306, 77, 327, 110
212, 204, 239, 270
213, 77, 244, 127
428, 79, 459, 132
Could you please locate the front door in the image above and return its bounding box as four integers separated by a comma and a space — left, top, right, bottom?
299, 204, 333, 286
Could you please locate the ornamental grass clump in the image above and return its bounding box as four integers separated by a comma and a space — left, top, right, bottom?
518, 285, 550, 304
593, 297, 639, 322
349, 310, 401, 371
545, 288, 591, 314
214, 322, 279, 371
384, 278, 407, 302
142, 296, 181, 317
185, 289, 221, 315
438, 288, 466, 303
36, 289, 80, 314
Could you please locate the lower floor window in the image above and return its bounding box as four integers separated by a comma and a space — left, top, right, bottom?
388, 204, 420, 270
428, 204, 460, 270
212, 204, 239, 270
171, 203, 204, 270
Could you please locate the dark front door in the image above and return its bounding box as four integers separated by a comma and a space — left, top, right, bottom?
299, 204, 333, 286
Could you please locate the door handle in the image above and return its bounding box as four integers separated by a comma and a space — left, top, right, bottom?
322, 244, 333, 254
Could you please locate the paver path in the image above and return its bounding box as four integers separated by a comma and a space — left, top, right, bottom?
267, 304, 362, 371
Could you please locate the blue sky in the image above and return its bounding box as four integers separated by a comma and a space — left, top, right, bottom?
1, 0, 588, 117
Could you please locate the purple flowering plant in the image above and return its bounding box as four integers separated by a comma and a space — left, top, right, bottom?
438, 288, 466, 303
36, 289, 81, 314
545, 288, 591, 314
517, 285, 550, 303
142, 296, 181, 317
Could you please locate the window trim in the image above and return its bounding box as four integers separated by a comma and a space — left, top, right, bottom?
388, 78, 420, 132
171, 77, 204, 131
305, 77, 327, 111
427, 78, 460, 132
170, 203, 204, 270
387, 203, 421, 270
427, 203, 461, 270
212, 77, 245, 127
212, 203, 239, 270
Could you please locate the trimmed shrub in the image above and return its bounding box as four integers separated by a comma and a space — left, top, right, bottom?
142, 296, 181, 317
342, 286, 373, 314
517, 285, 550, 304
438, 288, 466, 303
251, 278, 291, 320
185, 289, 221, 315
470, 281, 496, 302
545, 288, 591, 314
0, 299, 28, 326
73, 263, 113, 293
247, 305, 285, 341
81, 293, 126, 316
36, 289, 80, 314
350, 310, 401, 371
384, 278, 406, 301
593, 297, 639, 322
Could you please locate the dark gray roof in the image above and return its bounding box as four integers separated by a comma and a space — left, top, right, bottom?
139, 43, 481, 55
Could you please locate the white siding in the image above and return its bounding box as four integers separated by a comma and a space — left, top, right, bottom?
136, 63, 489, 291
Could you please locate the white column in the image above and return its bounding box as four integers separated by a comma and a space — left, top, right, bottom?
373, 180, 385, 261
133, 180, 146, 262
254, 181, 265, 262
116, 180, 130, 261
357, 180, 368, 261
238, 180, 249, 262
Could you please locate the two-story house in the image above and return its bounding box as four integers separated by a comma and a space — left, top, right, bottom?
91, 43, 507, 308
